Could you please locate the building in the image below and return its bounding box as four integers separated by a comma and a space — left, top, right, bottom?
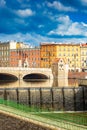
10, 49, 19, 67
80, 43, 87, 70
40, 43, 57, 68
0, 41, 40, 68
28, 47, 40, 68
40, 43, 81, 71
56, 43, 81, 72
10, 47, 40, 68
0, 41, 85, 71
16, 42, 30, 49
0, 41, 16, 67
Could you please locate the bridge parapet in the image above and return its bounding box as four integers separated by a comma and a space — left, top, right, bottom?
0, 67, 53, 80
0, 67, 51, 71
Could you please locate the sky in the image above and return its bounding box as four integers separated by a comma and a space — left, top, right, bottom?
0, 0, 87, 46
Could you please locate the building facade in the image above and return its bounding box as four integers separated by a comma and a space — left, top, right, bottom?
0, 41, 40, 68
40, 43, 81, 71
1, 41, 87, 71
80, 43, 87, 70
0, 41, 16, 67
56, 43, 81, 71
16, 42, 30, 49
40, 43, 57, 68
28, 47, 40, 68
10, 47, 40, 68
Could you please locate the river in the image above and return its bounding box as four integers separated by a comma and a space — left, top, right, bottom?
0, 78, 79, 88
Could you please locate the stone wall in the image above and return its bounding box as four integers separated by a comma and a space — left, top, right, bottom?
0, 111, 59, 130
0, 87, 87, 111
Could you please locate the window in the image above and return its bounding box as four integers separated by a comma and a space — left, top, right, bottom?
68, 48, 70, 51
82, 52, 84, 55
82, 57, 84, 61
82, 63, 84, 66
59, 48, 61, 51
76, 48, 78, 51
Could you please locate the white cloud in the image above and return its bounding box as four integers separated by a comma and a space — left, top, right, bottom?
47, 1, 77, 12
0, 33, 49, 46
0, 32, 87, 46
0, 0, 6, 7
48, 15, 87, 36
81, 22, 87, 27
80, 0, 87, 5
17, 9, 34, 17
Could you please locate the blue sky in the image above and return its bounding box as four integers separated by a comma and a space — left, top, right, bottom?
0, 0, 87, 46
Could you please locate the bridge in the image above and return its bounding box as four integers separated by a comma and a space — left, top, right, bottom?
0, 67, 53, 80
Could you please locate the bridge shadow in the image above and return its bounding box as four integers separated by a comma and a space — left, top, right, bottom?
23, 73, 48, 82
0, 73, 18, 83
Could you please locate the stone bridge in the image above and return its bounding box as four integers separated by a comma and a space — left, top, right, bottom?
0, 67, 53, 80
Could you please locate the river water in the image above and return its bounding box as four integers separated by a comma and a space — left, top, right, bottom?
0, 78, 79, 88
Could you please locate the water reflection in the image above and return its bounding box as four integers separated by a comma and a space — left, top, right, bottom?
52, 78, 68, 87
0, 78, 79, 88
68, 79, 79, 87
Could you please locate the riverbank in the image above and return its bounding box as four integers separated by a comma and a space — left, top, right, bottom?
0, 104, 87, 130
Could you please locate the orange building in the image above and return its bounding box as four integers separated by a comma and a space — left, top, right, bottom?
10, 50, 19, 67
40, 43, 57, 68
10, 47, 40, 68
28, 48, 40, 68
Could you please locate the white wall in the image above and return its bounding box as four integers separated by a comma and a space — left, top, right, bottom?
9, 41, 17, 49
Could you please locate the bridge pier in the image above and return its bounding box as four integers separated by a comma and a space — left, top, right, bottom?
51, 58, 68, 87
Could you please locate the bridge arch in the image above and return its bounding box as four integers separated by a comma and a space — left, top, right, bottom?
23, 73, 49, 81
0, 73, 18, 81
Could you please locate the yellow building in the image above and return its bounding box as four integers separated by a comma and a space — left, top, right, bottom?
80, 43, 87, 69
56, 43, 81, 71
40, 43, 81, 71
